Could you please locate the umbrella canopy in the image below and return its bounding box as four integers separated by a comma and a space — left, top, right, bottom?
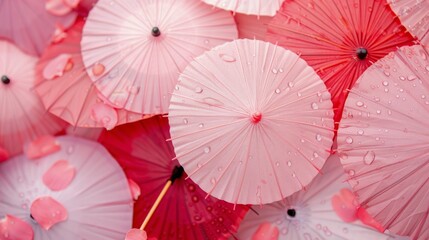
81, 0, 238, 115
99, 116, 249, 240
0, 40, 65, 157
337, 44, 429, 239
388, 0, 429, 48
168, 39, 335, 205
266, 0, 415, 125
202, 0, 284, 17
0, 0, 77, 56
234, 14, 272, 40
35, 19, 147, 130
0, 136, 133, 239
235, 154, 401, 240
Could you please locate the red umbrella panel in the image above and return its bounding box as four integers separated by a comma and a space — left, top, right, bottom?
267, 0, 415, 125
99, 116, 249, 240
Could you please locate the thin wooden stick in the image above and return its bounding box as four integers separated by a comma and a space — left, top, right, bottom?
139, 180, 172, 230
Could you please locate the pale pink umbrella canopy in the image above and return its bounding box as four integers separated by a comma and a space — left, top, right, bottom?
81, 0, 238, 115
0, 136, 133, 239
235, 154, 403, 240
202, 0, 284, 17
0, 40, 65, 157
234, 14, 272, 40
388, 0, 429, 48
337, 45, 429, 239
0, 0, 77, 56
168, 39, 335, 205
35, 19, 147, 130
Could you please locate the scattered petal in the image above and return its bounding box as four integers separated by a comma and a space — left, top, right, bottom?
30, 196, 68, 230
92, 63, 105, 76
45, 0, 73, 16
128, 179, 141, 200
0, 215, 34, 240
43, 160, 76, 191
331, 188, 359, 222
90, 103, 118, 130
42, 54, 73, 80
357, 207, 385, 232
125, 229, 148, 240
251, 222, 279, 240
0, 147, 9, 162
26, 135, 61, 160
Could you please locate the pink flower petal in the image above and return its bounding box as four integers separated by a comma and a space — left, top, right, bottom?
43, 160, 76, 191
26, 135, 61, 160
128, 179, 141, 200
0, 215, 34, 240
251, 222, 279, 240
125, 229, 147, 240
357, 207, 385, 232
331, 188, 359, 222
90, 103, 118, 130
42, 54, 73, 80
45, 0, 73, 16
63, 0, 80, 8
0, 147, 9, 163
30, 196, 68, 230
92, 63, 105, 76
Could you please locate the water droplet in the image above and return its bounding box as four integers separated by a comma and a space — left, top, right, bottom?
313, 152, 319, 158
92, 63, 105, 76
272, 69, 278, 74
407, 75, 417, 81
363, 151, 375, 165
175, 85, 180, 90
297, 92, 302, 97
348, 170, 355, 176
275, 162, 280, 167
19, 192, 24, 198
219, 53, 236, 62
192, 196, 199, 203
279, 68, 284, 73
203, 97, 224, 107
288, 82, 294, 88
315, 134, 322, 141
198, 123, 204, 128
211, 178, 216, 184
21, 203, 28, 209
204, 146, 211, 153
281, 227, 288, 235
204, 39, 209, 44
194, 215, 202, 221
382, 81, 389, 86
316, 224, 322, 230
376, 109, 381, 114
287, 161, 292, 167
194, 87, 203, 93
292, 173, 296, 178
422, 95, 426, 99
127, 86, 140, 94
345, 137, 353, 144
357, 129, 364, 135
183, 118, 188, 124
188, 184, 196, 192
426, 66, 429, 71
383, 70, 390, 76
356, 101, 364, 107
311, 102, 319, 110
275, 88, 281, 94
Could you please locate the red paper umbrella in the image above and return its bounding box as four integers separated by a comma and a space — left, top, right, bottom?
0, 40, 65, 157
0, 0, 77, 56
35, 19, 147, 130
168, 39, 334, 205
267, 0, 415, 125
81, 0, 237, 115
337, 45, 429, 239
99, 116, 249, 240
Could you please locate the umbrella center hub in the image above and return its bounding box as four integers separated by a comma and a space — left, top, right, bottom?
251, 112, 262, 124
151, 27, 161, 37
356, 48, 368, 60
1, 75, 10, 84
287, 208, 296, 218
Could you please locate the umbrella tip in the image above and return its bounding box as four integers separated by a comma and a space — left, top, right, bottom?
251, 112, 262, 124
356, 47, 368, 60
170, 165, 184, 183
287, 209, 296, 218
1, 75, 10, 84
151, 27, 161, 37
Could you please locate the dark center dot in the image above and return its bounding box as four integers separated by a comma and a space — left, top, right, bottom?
30, 214, 35, 220
287, 208, 296, 218
151, 27, 161, 37
1, 75, 10, 84
170, 165, 184, 183
356, 47, 368, 60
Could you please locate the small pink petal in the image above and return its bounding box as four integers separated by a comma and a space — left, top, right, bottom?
46, 0, 73, 16
43, 160, 76, 191
92, 63, 105, 76
63, 0, 80, 8
43, 54, 73, 80
0, 147, 9, 163
125, 229, 147, 240
90, 103, 118, 130
252, 222, 279, 240
26, 135, 61, 160
128, 179, 141, 200
357, 207, 385, 232
0, 215, 34, 240
30, 196, 68, 230
331, 188, 359, 223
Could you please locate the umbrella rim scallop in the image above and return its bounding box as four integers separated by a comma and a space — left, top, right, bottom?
202, 0, 284, 17
337, 44, 429, 239
168, 39, 335, 205
235, 154, 401, 240
35, 18, 146, 129
0, 40, 65, 157
81, 0, 238, 115
0, 135, 133, 240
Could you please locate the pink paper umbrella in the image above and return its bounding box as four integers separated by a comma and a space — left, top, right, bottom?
389, 0, 429, 48
81, 0, 237, 115
234, 14, 272, 40
202, 0, 284, 17
266, 0, 415, 127
337, 45, 429, 239
235, 154, 404, 240
0, 40, 65, 157
35, 19, 147, 130
99, 116, 249, 240
168, 39, 335, 205
0, 136, 133, 239
0, 0, 77, 56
